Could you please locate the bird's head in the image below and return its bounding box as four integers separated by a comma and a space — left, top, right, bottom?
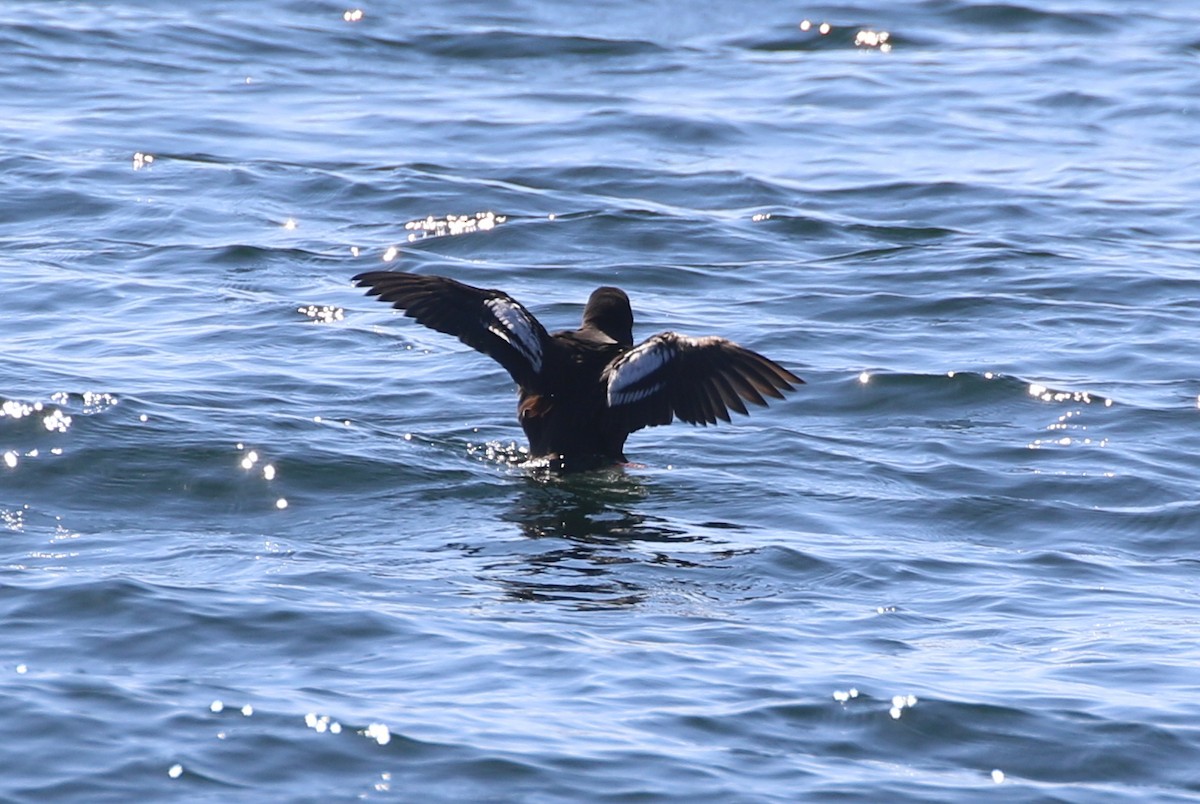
582, 286, 634, 346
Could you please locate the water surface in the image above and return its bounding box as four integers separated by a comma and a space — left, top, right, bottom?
3, 1, 1200, 800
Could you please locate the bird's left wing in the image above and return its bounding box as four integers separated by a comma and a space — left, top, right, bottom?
353, 271, 549, 390
602, 332, 801, 431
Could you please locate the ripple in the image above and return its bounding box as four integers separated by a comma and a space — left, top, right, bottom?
6, 0, 1200, 800
404, 30, 668, 60
934, 1, 1122, 35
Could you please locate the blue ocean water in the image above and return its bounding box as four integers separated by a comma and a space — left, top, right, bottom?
3, 0, 1200, 800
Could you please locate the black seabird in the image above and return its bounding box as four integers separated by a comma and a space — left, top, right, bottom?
353, 271, 801, 470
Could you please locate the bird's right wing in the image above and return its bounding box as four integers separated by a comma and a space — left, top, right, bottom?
603, 332, 801, 431
354, 271, 549, 389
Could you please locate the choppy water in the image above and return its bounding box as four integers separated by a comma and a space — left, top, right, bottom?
4, 1, 1200, 800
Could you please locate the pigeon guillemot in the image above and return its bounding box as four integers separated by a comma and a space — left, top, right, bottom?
353, 271, 802, 470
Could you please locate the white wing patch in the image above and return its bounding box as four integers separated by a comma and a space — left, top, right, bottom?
606, 336, 679, 407
485, 297, 543, 373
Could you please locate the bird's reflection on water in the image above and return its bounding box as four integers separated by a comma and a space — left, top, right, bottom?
485, 467, 740, 608
508, 467, 681, 543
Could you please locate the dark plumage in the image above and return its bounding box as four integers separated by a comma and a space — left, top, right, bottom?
353, 271, 802, 470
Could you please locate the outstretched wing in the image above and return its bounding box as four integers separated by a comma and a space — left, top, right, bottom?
603, 332, 801, 431
353, 271, 549, 389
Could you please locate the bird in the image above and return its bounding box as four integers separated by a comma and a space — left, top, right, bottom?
352, 271, 801, 471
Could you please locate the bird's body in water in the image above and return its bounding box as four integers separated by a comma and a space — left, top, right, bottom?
353, 271, 801, 471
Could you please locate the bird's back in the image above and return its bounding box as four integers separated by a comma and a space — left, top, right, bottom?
517, 329, 629, 468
